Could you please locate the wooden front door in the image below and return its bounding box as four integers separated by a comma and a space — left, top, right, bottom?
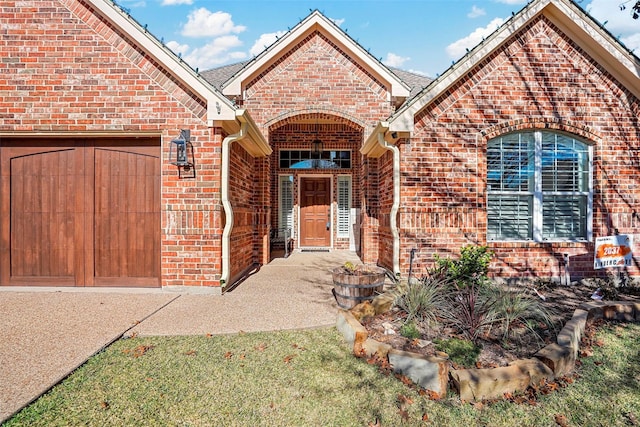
300, 177, 331, 247
0, 138, 160, 287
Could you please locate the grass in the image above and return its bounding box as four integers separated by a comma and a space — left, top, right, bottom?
6, 323, 640, 427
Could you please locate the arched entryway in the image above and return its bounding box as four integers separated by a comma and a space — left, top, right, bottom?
268, 113, 364, 257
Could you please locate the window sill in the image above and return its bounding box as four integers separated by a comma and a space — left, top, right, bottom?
488, 240, 590, 248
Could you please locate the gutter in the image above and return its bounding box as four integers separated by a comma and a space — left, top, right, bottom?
220, 117, 248, 288
377, 129, 401, 278
219, 109, 271, 289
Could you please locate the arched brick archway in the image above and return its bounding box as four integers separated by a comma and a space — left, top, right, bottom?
267, 112, 365, 256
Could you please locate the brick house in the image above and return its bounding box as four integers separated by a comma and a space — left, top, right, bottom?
1, 0, 639, 292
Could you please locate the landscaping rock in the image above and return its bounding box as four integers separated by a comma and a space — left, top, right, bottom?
349, 301, 376, 322
361, 338, 392, 359
372, 293, 394, 315
509, 358, 554, 385
580, 301, 605, 322
450, 364, 532, 401
388, 349, 449, 398
556, 309, 588, 357
337, 298, 640, 402
336, 310, 368, 354
603, 302, 636, 322
372, 282, 408, 315
534, 343, 575, 376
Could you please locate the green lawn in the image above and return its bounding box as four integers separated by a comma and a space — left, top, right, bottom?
6, 323, 640, 426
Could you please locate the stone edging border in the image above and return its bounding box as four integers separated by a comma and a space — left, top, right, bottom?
336, 299, 640, 401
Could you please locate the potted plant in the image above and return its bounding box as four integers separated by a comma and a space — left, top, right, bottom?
331, 261, 387, 309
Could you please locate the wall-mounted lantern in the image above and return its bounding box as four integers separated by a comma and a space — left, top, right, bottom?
170, 129, 195, 177
311, 138, 323, 157
311, 120, 323, 158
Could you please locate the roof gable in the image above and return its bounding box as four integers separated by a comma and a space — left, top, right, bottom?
221, 10, 410, 101
389, 0, 640, 132
85, 0, 236, 124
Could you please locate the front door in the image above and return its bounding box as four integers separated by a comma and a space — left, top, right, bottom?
300, 177, 330, 247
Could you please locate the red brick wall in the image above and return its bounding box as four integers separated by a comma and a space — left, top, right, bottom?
227, 141, 272, 282
239, 30, 394, 256
377, 150, 395, 270
240, 31, 392, 138
402, 15, 640, 282
1, 0, 225, 287
360, 157, 380, 264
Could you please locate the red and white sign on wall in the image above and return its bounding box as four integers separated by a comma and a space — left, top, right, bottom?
594, 235, 633, 269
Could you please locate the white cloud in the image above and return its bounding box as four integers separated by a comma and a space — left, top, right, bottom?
180, 8, 246, 38
621, 32, 640, 52
166, 40, 190, 56
249, 31, 287, 56
331, 17, 346, 27
383, 52, 410, 68
493, 0, 526, 4
446, 17, 505, 59
587, 0, 640, 52
161, 0, 192, 5
180, 35, 248, 70
468, 5, 486, 19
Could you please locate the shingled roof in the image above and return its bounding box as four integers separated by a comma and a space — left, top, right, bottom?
200, 62, 248, 92
387, 67, 433, 99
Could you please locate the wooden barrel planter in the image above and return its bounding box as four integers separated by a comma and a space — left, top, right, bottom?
331, 265, 386, 309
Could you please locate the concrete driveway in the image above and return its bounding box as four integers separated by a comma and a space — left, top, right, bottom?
0, 290, 178, 422
0, 250, 363, 422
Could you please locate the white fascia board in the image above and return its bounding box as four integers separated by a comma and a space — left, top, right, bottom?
222, 11, 409, 99
390, 0, 640, 129
235, 109, 272, 157
361, 121, 389, 158
87, 0, 236, 124
547, 0, 640, 96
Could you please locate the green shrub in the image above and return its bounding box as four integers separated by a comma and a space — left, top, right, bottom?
432, 245, 493, 289
399, 322, 421, 339
434, 338, 481, 367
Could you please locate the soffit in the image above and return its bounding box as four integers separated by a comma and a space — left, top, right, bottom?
221, 10, 410, 99
389, 0, 640, 133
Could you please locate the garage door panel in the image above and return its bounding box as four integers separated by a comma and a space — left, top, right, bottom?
93, 146, 160, 287
3, 147, 83, 286
1, 139, 160, 287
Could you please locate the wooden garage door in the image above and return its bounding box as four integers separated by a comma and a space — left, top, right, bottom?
0, 138, 160, 287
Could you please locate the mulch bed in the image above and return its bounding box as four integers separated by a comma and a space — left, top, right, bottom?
360, 282, 640, 369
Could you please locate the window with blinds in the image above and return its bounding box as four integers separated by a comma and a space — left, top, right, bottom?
337, 176, 351, 238
278, 175, 293, 238
487, 131, 591, 242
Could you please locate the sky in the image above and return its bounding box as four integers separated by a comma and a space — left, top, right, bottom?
113, 0, 640, 78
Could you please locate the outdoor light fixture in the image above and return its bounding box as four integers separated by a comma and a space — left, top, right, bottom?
311, 138, 323, 157
170, 129, 195, 176
311, 120, 323, 158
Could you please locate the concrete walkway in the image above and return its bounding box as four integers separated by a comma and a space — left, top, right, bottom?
0, 250, 362, 422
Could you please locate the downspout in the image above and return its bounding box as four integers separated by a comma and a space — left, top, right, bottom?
377, 131, 401, 278
220, 119, 248, 288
